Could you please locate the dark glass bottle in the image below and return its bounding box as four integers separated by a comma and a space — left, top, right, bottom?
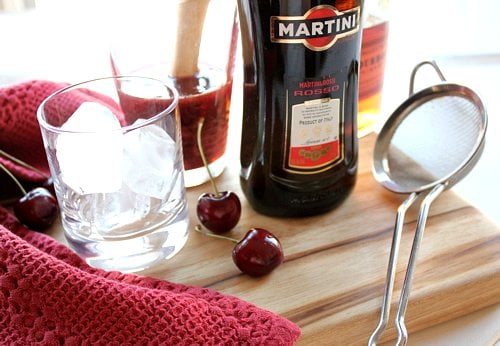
238, 0, 362, 217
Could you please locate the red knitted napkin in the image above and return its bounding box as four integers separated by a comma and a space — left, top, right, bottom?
0, 80, 301, 344
0, 208, 301, 344
0, 80, 63, 181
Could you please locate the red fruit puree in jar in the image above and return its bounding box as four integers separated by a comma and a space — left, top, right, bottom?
173, 72, 232, 170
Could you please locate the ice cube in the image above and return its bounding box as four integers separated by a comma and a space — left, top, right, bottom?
78, 185, 152, 238
122, 120, 177, 200
56, 102, 123, 194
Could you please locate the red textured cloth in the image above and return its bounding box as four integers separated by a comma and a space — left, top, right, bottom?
0, 80, 63, 182
0, 208, 300, 344
0, 80, 301, 344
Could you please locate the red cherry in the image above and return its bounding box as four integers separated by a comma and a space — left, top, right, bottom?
197, 191, 241, 233
232, 228, 284, 277
195, 119, 242, 233
13, 187, 59, 231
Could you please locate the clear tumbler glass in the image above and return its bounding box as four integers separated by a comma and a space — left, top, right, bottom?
37, 76, 189, 272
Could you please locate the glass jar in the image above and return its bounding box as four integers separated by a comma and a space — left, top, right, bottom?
110, 0, 239, 187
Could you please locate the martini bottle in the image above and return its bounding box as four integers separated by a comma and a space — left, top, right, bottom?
238, 0, 363, 217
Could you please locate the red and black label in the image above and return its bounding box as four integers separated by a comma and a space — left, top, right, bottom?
270, 5, 360, 51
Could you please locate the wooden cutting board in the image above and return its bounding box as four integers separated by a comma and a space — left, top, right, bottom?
50, 133, 500, 345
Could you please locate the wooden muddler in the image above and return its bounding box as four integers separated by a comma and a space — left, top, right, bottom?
171, 0, 211, 78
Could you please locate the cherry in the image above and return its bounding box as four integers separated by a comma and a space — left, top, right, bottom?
195, 119, 241, 233
232, 228, 284, 277
197, 191, 241, 233
13, 187, 59, 230
195, 226, 284, 277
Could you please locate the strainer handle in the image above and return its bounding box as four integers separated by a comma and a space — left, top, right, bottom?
409, 61, 446, 96
368, 193, 418, 346
394, 183, 446, 346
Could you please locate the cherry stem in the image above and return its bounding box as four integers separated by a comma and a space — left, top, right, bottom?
196, 118, 220, 196
0, 149, 48, 179
0, 161, 27, 195
194, 225, 239, 244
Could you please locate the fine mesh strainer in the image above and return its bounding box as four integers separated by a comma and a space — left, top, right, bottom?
368, 61, 488, 346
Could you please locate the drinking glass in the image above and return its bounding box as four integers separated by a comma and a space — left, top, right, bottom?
37, 76, 189, 272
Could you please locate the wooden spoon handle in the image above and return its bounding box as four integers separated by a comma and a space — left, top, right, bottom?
171, 0, 211, 78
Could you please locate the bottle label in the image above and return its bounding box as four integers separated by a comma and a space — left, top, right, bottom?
271, 6, 361, 51
284, 76, 345, 173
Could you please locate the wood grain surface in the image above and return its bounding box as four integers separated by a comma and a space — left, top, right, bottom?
48, 134, 500, 345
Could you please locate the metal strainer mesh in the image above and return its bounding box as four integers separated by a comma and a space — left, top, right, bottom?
386, 93, 484, 192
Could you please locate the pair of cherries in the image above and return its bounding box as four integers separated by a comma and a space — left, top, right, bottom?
195, 120, 284, 277
0, 150, 58, 231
